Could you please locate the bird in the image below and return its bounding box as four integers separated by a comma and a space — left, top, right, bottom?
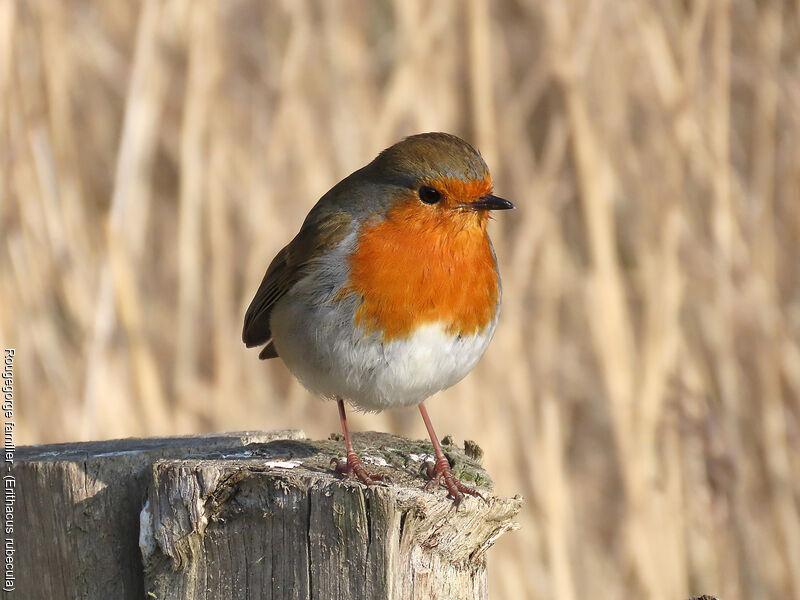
242, 132, 513, 506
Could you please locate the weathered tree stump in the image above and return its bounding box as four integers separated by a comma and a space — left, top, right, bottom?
17, 430, 522, 599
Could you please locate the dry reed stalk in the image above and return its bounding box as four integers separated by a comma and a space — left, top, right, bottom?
175, 1, 216, 404
82, 0, 172, 438
546, 3, 659, 597
468, 0, 497, 167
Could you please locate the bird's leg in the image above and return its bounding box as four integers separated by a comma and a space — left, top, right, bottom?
332, 397, 385, 485
418, 402, 484, 507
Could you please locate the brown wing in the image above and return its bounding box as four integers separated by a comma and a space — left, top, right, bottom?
242, 207, 352, 359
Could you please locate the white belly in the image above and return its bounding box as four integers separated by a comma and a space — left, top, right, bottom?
270, 292, 498, 412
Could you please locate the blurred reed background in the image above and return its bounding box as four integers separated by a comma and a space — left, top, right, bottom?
2, 0, 799, 598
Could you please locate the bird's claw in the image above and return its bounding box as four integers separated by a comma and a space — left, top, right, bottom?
331, 453, 387, 485
423, 456, 485, 508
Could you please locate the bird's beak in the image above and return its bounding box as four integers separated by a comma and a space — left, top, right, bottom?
457, 194, 515, 211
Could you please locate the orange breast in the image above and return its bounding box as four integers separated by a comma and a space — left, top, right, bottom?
344, 200, 499, 341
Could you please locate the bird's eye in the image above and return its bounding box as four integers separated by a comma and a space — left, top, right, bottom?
418, 186, 442, 205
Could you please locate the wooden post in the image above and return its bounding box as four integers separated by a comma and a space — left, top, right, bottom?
17, 431, 522, 599
15, 430, 303, 599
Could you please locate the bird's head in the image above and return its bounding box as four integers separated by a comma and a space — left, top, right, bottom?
360, 133, 513, 232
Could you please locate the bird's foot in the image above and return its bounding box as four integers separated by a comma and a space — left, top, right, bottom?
332, 451, 387, 485
424, 454, 485, 508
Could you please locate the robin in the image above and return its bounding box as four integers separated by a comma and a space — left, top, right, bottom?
243, 132, 513, 505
